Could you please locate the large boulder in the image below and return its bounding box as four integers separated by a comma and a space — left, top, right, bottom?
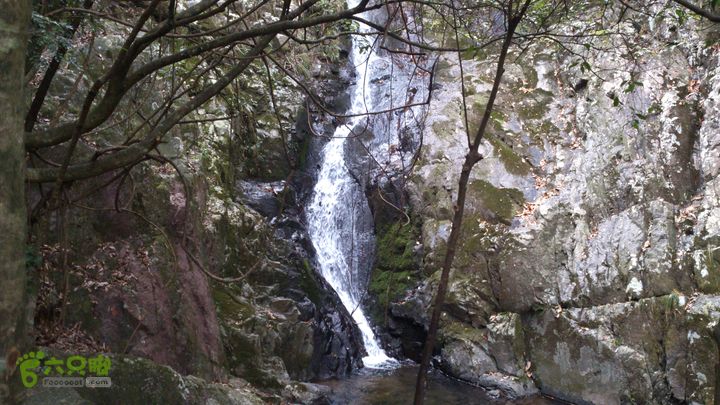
526, 294, 720, 405
439, 315, 537, 399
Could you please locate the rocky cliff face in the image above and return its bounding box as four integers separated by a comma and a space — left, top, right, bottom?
375, 4, 720, 404
21, 3, 363, 401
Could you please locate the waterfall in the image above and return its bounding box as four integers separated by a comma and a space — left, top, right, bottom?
305, 1, 396, 369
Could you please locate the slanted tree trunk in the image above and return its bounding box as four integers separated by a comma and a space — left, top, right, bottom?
413, 2, 529, 404
0, 0, 30, 402
672, 0, 720, 22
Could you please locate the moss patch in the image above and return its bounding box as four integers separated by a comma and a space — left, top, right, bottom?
468, 180, 524, 223
431, 119, 456, 141
440, 320, 487, 345
376, 221, 418, 272
465, 96, 494, 136
516, 91, 553, 121
435, 58, 457, 83
520, 60, 539, 89
299, 259, 323, 305
369, 221, 421, 318
486, 134, 532, 176
213, 287, 255, 320
452, 215, 506, 270
369, 270, 417, 311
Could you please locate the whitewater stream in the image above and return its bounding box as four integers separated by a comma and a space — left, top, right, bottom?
305, 0, 395, 368
306, 3, 563, 404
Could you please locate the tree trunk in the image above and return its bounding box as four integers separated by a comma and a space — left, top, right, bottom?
0, 0, 30, 402
672, 0, 720, 22
413, 4, 526, 404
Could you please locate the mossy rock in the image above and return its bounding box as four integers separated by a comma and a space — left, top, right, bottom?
452, 215, 506, 269
465, 95, 493, 136
29, 356, 267, 405
693, 244, 720, 293
247, 135, 293, 181
213, 287, 256, 320
435, 58, 457, 83
298, 259, 324, 305
439, 320, 487, 346
369, 220, 422, 321
485, 134, 532, 176
221, 326, 284, 389
467, 180, 524, 224
370, 270, 418, 312
277, 322, 314, 380
431, 119, 457, 142
375, 221, 420, 272
213, 284, 284, 388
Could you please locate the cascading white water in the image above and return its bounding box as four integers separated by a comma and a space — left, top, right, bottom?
305, 1, 396, 368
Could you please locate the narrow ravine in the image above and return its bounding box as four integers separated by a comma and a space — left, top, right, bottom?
305, 0, 395, 368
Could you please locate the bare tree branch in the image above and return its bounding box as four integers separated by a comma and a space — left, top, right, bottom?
672, 0, 720, 22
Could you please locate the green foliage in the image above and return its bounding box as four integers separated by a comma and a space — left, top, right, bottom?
630, 101, 662, 129
662, 292, 683, 311
213, 287, 255, 320
675, 7, 689, 25
580, 61, 592, 74
529, 0, 555, 15
31, 11, 73, 34
26, 0, 103, 73
622, 79, 643, 93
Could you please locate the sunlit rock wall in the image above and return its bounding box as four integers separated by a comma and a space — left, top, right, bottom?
390, 4, 720, 403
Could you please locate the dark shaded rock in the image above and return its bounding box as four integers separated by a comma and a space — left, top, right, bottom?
237, 180, 293, 218
382, 291, 429, 361
385, 312, 426, 361
370, 74, 392, 84
573, 79, 588, 92
216, 169, 366, 384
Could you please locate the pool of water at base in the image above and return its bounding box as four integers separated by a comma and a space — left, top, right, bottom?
318, 365, 560, 405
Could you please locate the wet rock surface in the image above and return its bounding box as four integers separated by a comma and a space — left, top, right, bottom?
207, 39, 368, 386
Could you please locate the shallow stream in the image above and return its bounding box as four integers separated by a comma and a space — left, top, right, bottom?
320, 366, 558, 405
